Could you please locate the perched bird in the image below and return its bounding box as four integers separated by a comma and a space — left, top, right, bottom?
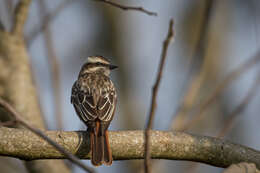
71, 56, 117, 166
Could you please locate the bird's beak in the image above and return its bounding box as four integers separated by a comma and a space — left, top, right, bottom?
109, 64, 118, 70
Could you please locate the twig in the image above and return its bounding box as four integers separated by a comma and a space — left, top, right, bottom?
0, 127, 260, 169
26, 0, 73, 46
170, 0, 214, 131
217, 73, 260, 138
38, 0, 63, 129
181, 49, 260, 131
0, 98, 95, 173
144, 19, 174, 173
96, 0, 157, 16
12, 0, 31, 36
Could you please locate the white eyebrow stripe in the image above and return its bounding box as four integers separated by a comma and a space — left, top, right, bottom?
88, 57, 110, 64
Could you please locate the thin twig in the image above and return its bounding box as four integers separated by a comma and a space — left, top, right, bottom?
0, 98, 95, 173
38, 0, 63, 129
170, 0, 214, 131
217, 73, 260, 138
181, 49, 260, 131
144, 19, 174, 173
12, 0, 31, 36
97, 0, 157, 16
26, 0, 73, 46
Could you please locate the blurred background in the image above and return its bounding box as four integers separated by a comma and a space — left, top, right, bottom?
1, 0, 260, 172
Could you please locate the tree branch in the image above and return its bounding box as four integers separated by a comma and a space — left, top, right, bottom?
0, 98, 95, 173
144, 19, 174, 173
96, 0, 157, 16
12, 0, 31, 36
0, 127, 260, 169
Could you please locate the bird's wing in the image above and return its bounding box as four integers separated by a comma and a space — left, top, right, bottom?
71, 81, 98, 122
97, 88, 116, 122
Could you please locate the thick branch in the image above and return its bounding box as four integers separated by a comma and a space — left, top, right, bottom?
0, 98, 94, 173
0, 127, 260, 169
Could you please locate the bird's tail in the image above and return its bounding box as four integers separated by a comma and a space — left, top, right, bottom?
90, 121, 112, 166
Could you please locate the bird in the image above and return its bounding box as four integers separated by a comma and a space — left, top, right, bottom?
71, 56, 117, 166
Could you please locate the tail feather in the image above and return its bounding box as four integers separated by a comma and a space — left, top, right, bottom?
103, 130, 112, 165
90, 122, 112, 166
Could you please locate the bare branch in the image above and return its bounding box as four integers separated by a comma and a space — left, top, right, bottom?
181, 49, 260, 131
38, 0, 63, 129
96, 0, 157, 16
12, 0, 31, 36
0, 127, 260, 169
0, 98, 95, 173
144, 19, 174, 173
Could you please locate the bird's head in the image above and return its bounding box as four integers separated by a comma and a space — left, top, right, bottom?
79, 56, 118, 76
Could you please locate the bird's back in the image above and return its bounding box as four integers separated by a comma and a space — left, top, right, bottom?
71, 72, 117, 122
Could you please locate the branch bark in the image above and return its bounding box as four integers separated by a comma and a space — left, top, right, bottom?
0, 98, 95, 173
0, 127, 260, 169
